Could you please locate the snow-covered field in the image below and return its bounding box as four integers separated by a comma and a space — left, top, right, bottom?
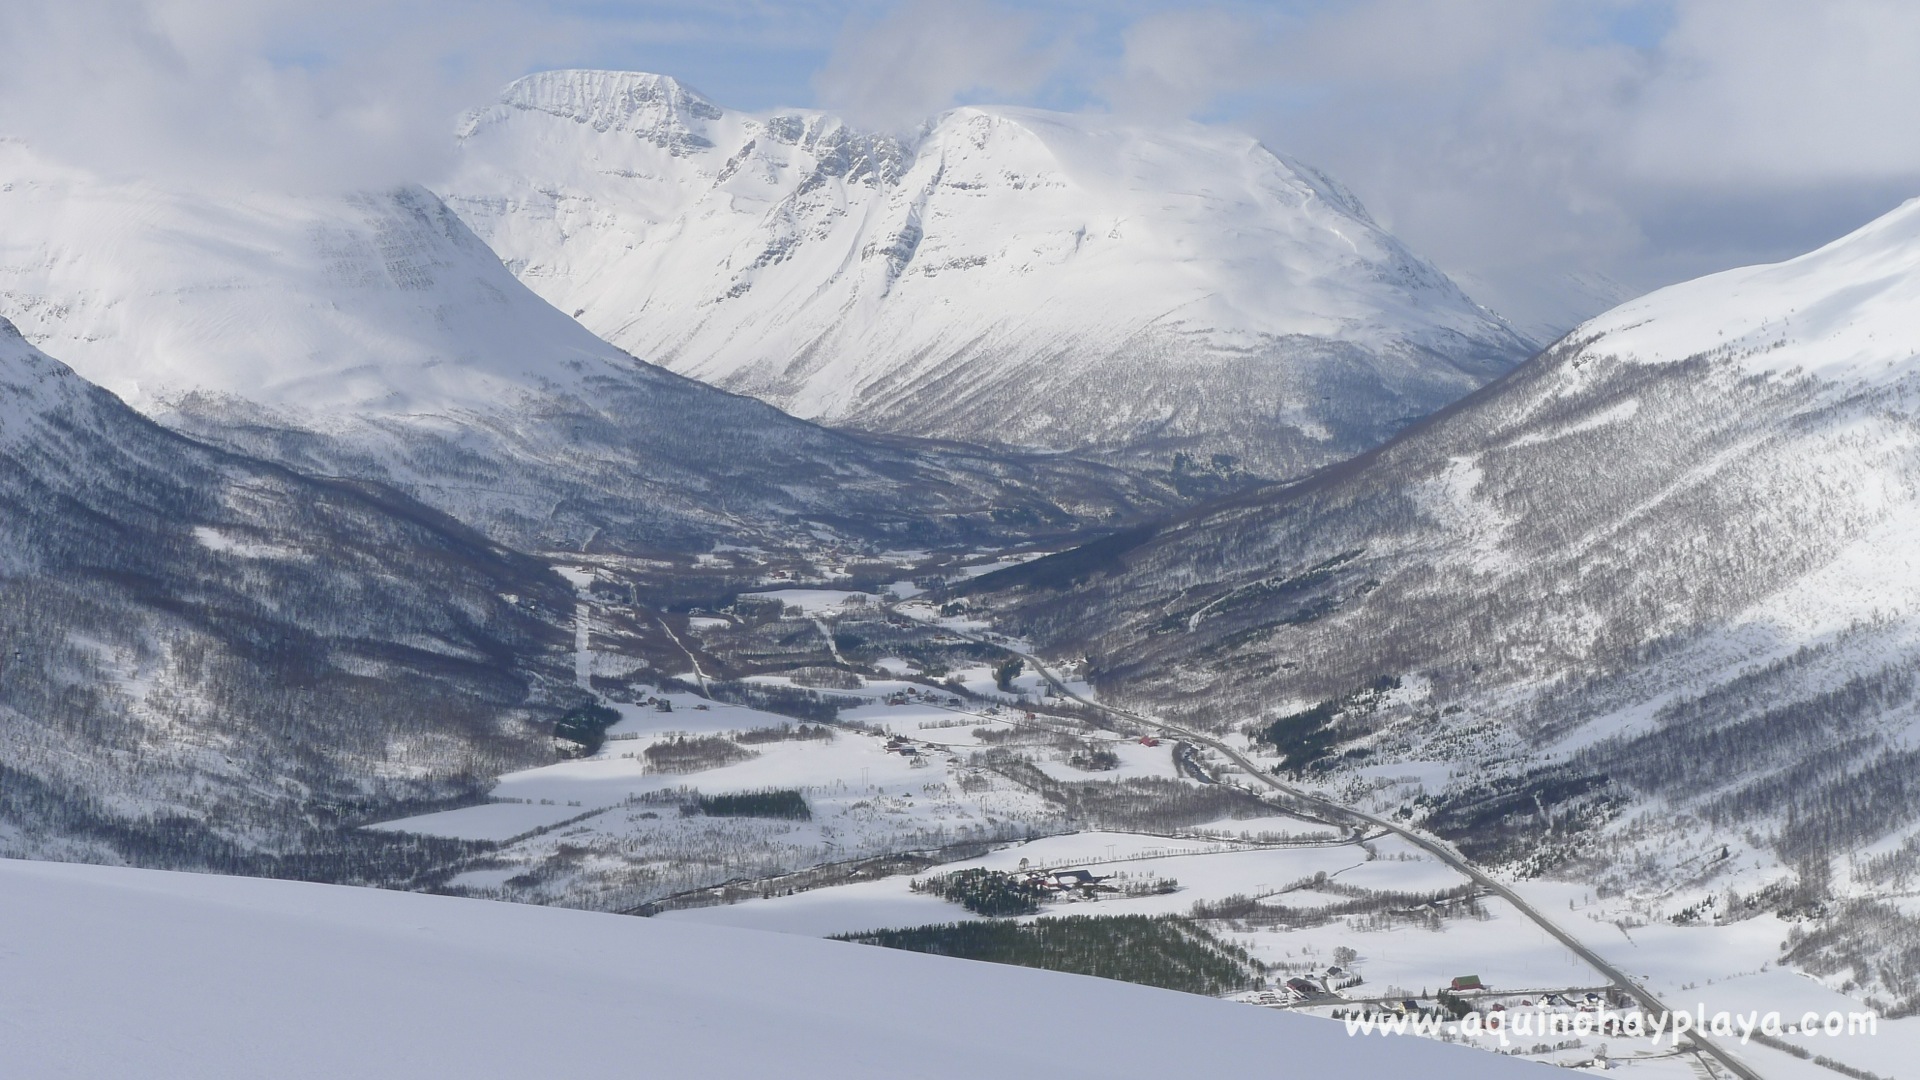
1511, 880, 1920, 1080
663, 825, 1582, 992
371, 684, 1077, 908
363, 592, 1914, 1077
0, 858, 1559, 1080
655, 821, 1920, 1079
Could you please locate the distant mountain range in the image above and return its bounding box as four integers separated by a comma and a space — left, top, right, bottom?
441, 70, 1535, 479
977, 197, 1920, 1013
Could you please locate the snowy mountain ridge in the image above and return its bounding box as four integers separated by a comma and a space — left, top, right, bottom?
443, 69, 1535, 477
0, 145, 623, 419
0, 140, 1183, 555
975, 195, 1920, 1013
1581, 196, 1920, 383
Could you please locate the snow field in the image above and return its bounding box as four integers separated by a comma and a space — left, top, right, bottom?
1580, 197, 1920, 383
736, 587, 876, 615
373, 687, 1076, 906
1511, 880, 1920, 1080
0, 858, 1559, 1080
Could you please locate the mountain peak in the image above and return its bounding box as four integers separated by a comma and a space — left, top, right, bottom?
442, 70, 1534, 478
478, 69, 725, 151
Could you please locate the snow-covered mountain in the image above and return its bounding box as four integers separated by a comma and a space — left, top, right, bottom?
0, 140, 1176, 556
3, 858, 1552, 1080
977, 197, 1920, 1012
441, 70, 1535, 478
0, 316, 573, 871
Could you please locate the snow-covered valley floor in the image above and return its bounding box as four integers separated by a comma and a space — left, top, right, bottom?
354, 567, 1919, 1080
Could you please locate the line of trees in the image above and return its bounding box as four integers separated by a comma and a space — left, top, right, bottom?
838, 914, 1266, 996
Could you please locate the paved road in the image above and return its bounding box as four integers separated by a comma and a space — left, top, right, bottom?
655, 616, 710, 694
977, 634, 1765, 1080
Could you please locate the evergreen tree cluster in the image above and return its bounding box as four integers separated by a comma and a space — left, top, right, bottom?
691, 789, 811, 820
644, 736, 754, 774
838, 915, 1265, 996
554, 703, 621, 755
912, 867, 1049, 916
1249, 676, 1400, 775
994, 657, 1025, 693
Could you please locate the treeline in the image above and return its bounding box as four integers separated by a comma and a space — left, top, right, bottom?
735, 723, 834, 745
644, 736, 754, 774
692, 789, 810, 820
704, 679, 859, 724
973, 748, 1273, 832
838, 915, 1265, 997
1190, 880, 1482, 932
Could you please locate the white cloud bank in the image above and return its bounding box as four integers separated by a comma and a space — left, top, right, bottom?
0, 0, 580, 191
810, 0, 1920, 334
1101, 0, 1920, 333
3, 0, 1915, 335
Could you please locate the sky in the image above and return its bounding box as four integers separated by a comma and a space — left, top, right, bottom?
2, 0, 1918, 338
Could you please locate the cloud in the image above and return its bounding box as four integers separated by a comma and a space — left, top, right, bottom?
812, 0, 1062, 133
1082, 0, 1920, 335
1100, 7, 1276, 121
4, 0, 1913, 337
1621, 0, 1920, 183
0, 0, 577, 192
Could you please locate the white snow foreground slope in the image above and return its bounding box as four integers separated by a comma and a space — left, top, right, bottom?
0, 860, 1546, 1080
0, 141, 1167, 554
442, 70, 1534, 477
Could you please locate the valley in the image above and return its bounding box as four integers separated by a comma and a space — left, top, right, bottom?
4, 31, 1918, 1079
346, 545, 1913, 1080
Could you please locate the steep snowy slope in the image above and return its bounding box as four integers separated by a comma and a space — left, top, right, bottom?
441, 70, 1534, 477
0, 140, 1175, 556
0, 316, 573, 872
0, 859, 1552, 1080
1579, 195, 1920, 381
978, 198, 1920, 1011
